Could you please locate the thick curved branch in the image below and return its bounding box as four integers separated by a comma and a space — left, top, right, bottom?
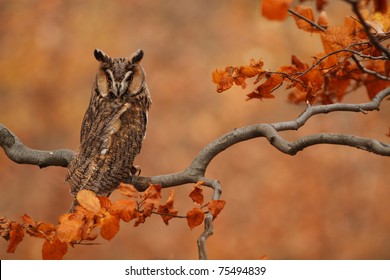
187, 87, 390, 176
0, 124, 75, 168
274, 133, 390, 156
2, 87, 389, 186
1, 88, 389, 260
2, 0, 388, 261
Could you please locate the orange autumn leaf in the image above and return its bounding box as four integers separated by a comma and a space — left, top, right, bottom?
277, 65, 298, 75
164, 190, 175, 208
291, 54, 308, 71
367, 9, 390, 34
142, 201, 155, 217
98, 196, 112, 210
247, 89, 275, 100
76, 190, 101, 213
324, 77, 351, 102
373, 0, 388, 13
7, 222, 24, 253
189, 185, 204, 205
321, 16, 366, 56
262, 0, 293, 21
321, 26, 354, 54
21, 215, 54, 240
187, 208, 204, 230
142, 184, 162, 205
157, 190, 178, 225
134, 212, 147, 227
21, 214, 36, 227
37, 222, 57, 234
42, 236, 68, 260
247, 89, 276, 100
207, 200, 226, 219
100, 212, 120, 241
118, 183, 139, 198
159, 209, 179, 226
292, 6, 321, 33
289, 55, 324, 101
316, 0, 328, 11
109, 199, 137, 222
74, 205, 99, 237
288, 88, 307, 103
56, 213, 84, 243
363, 60, 390, 99
364, 78, 390, 99
234, 59, 265, 89
305, 92, 317, 105
40, 223, 57, 239
140, 184, 162, 217
247, 73, 282, 100
0, 217, 11, 240
305, 68, 324, 93
314, 52, 337, 71
241, 59, 264, 75
317, 10, 329, 27
212, 59, 265, 93
25, 221, 57, 240
212, 68, 235, 93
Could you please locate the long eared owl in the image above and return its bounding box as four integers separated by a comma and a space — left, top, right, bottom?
66, 49, 151, 205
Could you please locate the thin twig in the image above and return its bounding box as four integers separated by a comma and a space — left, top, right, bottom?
288, 8, 326, 32
352, 55, 390, 80
296, 48, 387, 80
196, 178, 221, 259
345, 0, 390, 59
152, 211, 187, 219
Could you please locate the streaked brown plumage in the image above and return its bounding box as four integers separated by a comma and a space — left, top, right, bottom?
66, 49, 151, 207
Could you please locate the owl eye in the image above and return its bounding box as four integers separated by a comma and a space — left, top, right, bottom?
125, 74, 133, 83
123, 70, 134, 83
104, 69, 114, 83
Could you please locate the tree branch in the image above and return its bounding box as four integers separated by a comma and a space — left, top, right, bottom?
0, 124, 75, 168
1, 87, 389, 259
296, 47, 390, 82
184, 87, 390, 178
352, 54, 390, 80
345, 0, 390, 59
288, 8, 326, 32
197, 178, 221, 260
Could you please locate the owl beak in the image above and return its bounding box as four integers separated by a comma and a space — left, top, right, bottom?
114, 82, 122, 96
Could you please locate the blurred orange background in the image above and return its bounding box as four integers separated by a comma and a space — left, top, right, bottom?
0, 0, 389, 259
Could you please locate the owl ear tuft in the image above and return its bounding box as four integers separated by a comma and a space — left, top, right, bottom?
94, 49, 111, 63
130, 49, 144, 64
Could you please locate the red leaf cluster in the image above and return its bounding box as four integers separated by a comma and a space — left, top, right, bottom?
187, 182, 226, 230
1, 182, 226, 259
212, 59, 265, 93
262, 0, 293, 21
213, 1, 390, 105
157, 191, 178, 225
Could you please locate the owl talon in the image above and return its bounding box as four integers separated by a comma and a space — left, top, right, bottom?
131, 165, 142, 176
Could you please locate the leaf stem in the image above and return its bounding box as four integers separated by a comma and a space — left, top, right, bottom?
288, 8, 326, 32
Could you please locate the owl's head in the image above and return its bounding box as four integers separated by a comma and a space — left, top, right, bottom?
93, 49, 146, 101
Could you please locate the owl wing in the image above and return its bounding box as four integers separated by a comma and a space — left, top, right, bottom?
80, 99, 95, 145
